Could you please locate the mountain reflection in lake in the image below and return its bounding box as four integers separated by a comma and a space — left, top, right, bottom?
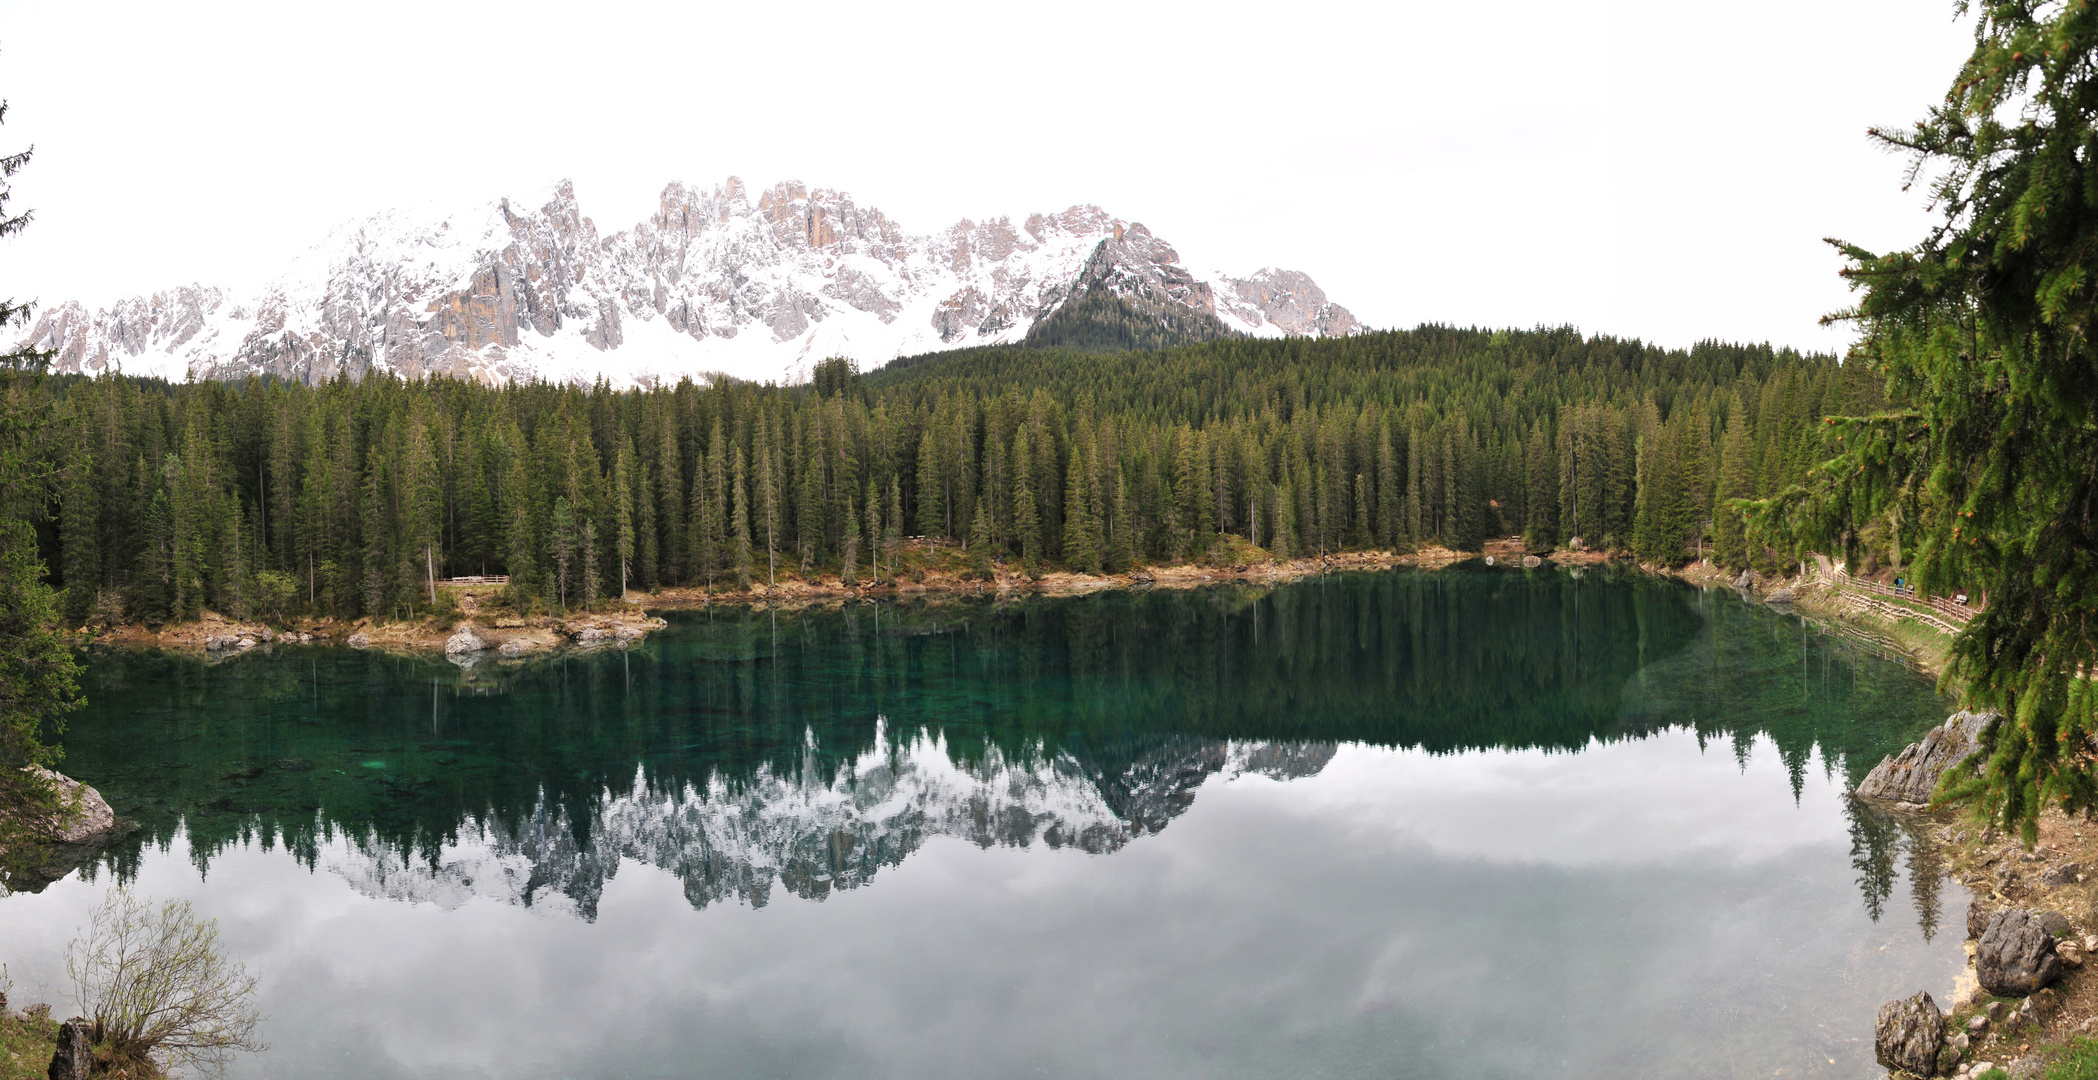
1, 567, 1963, 1080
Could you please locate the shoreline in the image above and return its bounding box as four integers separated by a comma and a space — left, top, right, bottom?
72, 544, 1958, 683
74, 542, 1495, 661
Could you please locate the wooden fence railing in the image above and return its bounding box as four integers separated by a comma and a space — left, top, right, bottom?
1829, 566, 1978, 630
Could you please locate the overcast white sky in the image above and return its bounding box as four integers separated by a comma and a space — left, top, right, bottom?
0, 0, 1974, 354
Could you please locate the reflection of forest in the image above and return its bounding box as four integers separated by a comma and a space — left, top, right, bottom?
61, 567, 1948, 922
1847, 799, 1952, 942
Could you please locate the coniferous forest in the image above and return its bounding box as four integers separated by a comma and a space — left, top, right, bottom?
7, 325, 1865, 627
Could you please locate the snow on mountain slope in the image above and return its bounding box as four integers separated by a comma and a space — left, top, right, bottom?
22, 178, 1362, 387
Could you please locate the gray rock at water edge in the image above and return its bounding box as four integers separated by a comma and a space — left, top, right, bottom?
347, 632, 371, 648
499, 638, 529, 656
443, 627, 488, 655
47, 1017, 92, 1080
2038, 910, 2073, 937
1522, 555, 1542, 568
1855, 710, 1997, 803
1876, 990, 1945, 1076
1766, 587, 1797, 604
28, 767, 117, 844
1970, 899, 1997, 940
1735, 568, 1755, 590
1979, 908, 2065, 996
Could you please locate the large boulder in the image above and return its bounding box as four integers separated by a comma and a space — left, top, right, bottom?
1875, 990, 1944, 1076
443, 626, 488, 655
1978, 908, 2065, 996
1855, 710, 1996, 804
46, 1017, 92, 1080
28, 767, 116, 844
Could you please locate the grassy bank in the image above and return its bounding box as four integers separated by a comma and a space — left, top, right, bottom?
0, 1007, 57, 1080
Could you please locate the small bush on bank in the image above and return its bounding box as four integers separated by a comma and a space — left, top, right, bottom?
66, 888, 264, 1078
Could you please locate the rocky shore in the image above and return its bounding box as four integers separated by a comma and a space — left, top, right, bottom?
1859, 709, 2098, 1077
79, 541, 1502, 662
1, 768, 126, 895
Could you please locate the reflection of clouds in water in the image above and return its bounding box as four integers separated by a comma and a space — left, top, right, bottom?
321, 724, 1335, 919
1274, 730, 1851, 868
0, 734, 1965, 1080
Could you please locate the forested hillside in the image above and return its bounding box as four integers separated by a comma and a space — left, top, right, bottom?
12, 326, 1868, 625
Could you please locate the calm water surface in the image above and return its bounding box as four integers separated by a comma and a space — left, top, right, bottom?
0, 566, 1964, 1079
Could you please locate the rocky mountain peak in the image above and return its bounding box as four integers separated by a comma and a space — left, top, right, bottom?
23, 178, 1364, 387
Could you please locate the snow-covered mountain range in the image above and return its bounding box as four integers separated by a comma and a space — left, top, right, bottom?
322, 726, 1335, 919
22, 178, 1362, 387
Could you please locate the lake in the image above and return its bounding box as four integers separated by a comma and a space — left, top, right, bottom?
0, 566, 1965, 1079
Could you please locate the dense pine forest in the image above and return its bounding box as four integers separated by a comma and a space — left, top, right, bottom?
9, 325, 1871, 627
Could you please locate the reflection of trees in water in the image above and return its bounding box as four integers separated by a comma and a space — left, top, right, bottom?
58, 567, 1947, 920
1845, 797, 1948, 941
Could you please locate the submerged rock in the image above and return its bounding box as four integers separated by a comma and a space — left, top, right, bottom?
1978, 908, 2064, 996
1855, 710, 1995, 804
1765, 587, 1796, 604
1875, 989, 1944, 1076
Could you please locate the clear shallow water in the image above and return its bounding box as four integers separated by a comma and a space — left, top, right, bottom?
0, 567, 1963, 1079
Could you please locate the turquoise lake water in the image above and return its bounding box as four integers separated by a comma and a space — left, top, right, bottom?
0, 565, 1963, 1078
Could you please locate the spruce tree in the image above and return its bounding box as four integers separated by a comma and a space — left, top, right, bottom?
59, 437, 99, 624
656, 419, 684, 585
865, 475, 883, 584
0, 116, 84, 867
1106, 464, 1134, 573
550, 496, 576, 612
1713, 395, 1753, 568
841, 490, 862, 586
1778, 0, 2098, 835
883, 478, 903, 579
637, 462, 658, 590
581, 519, 599, 609
730, 445, 753, 591
1062, 447, 1097, 572
968, 500, 993, 579
613, 440, 635, 599
1375, 427, 1400, 549
1013, 434, 1041, 577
